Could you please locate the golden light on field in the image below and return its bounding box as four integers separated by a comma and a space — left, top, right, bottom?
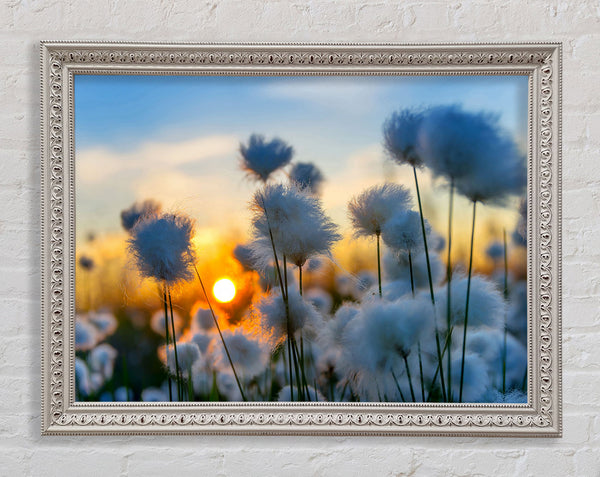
213, 277, 236, 303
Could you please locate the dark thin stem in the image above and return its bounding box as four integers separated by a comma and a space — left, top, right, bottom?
413, 166, 446, 400
162, 285, 172, 402
376, 233, 382, 298
168, 288, 182, 401
459, 200, 477, 403
408, 249, 415, 297
413, 166, 435, 305
193, 264, 247, 401
502, 228, 509, 394
121, 354, 130, 401
390, 370, 406, 402
417, 342, 425, 402
403, 355, 416, 402
187, 366, 194, 402
446, 180, 455, 402
298, 264, 303, 296
426, 325, 454, 402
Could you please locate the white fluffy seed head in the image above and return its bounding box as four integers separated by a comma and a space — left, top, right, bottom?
75, 316, 99, 351
190, 303, 216, 333
418, 105, 526, 204
120, 199, 162, 232
383, 248, 444, 290
88, 343, 118, 379
232, 243, 257, 271
348, 183, 412, 237
150, 309, 184, 339
250, 183, 341, 267
486, 241, 505, 261
289, 162, 325, 195
254, 287, 323, 346
383, 108, 425, 167
436, 275, 506, 329
215, 328, 269, 379
128, 212, 196, 284
341, 295, 433, 375
88, 310, 118, 340
240, 134, 294, 182
277, 385, 325, 402
381, 210, 429, 253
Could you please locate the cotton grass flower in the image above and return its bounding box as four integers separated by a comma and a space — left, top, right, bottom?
466, 328, 527, 390
317, 303, 359, 354
120, 199, 162, 232
160, 342, 200, 377
233, 244, 257, 271
305, 288, 333, 315
435, 275, 505, 330
418, 105, 525, 205
486, 388, 527, 404
277, 385, 325, 402
75, 357, 91, 397
349, 183, 412, 297
190, 303, 216, 333
215, 329, 269, 379
141, 387, 168, 402
151, 309, 184, 338
254, 287, 323, 346
512, 198, 527, 247
250, 183, 341, 268
486, 241, 505, 262
339, 296, 434, 401
128, 212, 196, 285
88, 343, 118, 379
289, 162, 325, 194
75, 316, 99, 351
78, 255, 95, 271
383, 109, 425, 167
381, 210, 430, 253
383, 249, 444, 290
88, 310, 117, 340
348, 183, 412, 238
448, 353, 489, 402
240, 134, 294, 182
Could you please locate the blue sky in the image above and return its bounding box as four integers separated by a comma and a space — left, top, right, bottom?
74, 73, 529, 246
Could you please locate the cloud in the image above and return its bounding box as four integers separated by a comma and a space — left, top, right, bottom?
260, 78, 381, 114
77, 135, 239, 185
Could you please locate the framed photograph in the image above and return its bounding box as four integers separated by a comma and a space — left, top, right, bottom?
41, 42, 561, 436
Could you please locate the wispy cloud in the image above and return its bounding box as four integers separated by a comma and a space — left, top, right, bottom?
77, 135, 239, 185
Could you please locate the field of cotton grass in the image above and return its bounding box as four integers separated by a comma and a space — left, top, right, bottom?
75, 105, 528, 404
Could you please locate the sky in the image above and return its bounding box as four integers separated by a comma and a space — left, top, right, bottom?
74, 73, 529, 260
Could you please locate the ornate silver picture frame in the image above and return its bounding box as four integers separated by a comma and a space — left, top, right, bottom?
41, 42, 561, 436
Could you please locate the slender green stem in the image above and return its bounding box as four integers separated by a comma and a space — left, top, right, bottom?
426, 325, 454, 402
446, 181, 455, 401
284, 257, 303, 400
162, 285, 172, 401
390, 369, 406, 402
122, 354, 130, 401
298, 265, 303, 296
402, 355, 416, 402
408, 249, 415, 296
459, 200, 477, 403
417, 342, 425, 402
193, 264, 247, 401
412, 166, 446, 400
187, 366, 194, 402
168, 288, 182, 401
376, 233, 382, 298
502, 229, 509, 394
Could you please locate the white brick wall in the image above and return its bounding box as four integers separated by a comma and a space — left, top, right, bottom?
1, 1, 598, 475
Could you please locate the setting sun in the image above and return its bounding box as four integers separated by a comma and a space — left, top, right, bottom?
212, 278, 236, 303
